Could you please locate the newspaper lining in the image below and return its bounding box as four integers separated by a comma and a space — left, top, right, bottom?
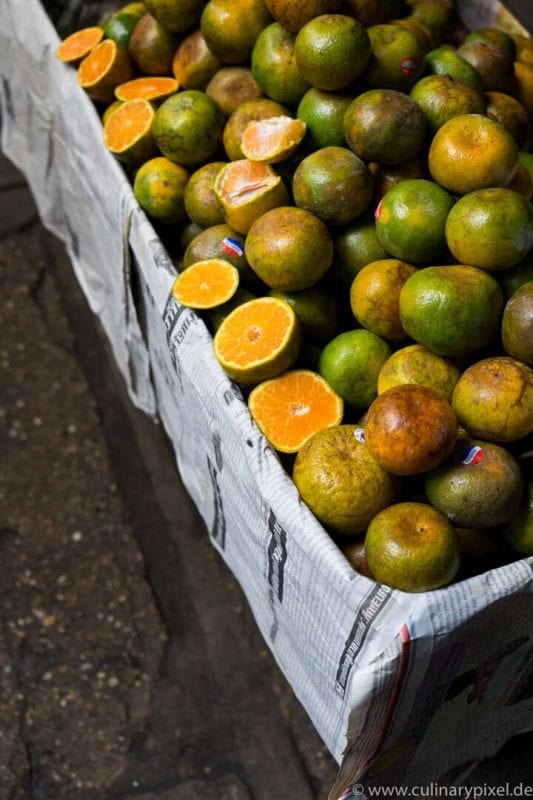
0, 2, 531, 797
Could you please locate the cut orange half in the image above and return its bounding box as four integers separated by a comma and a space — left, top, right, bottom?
241, 116, 307, 164
171, 259, 239, 309
248, 370, 344, 453
213, 296, 301, 385
214, 159, 289, 234
115, 76, 179, 103
78, 38, 134, 102
56, 26, 104, 64
103, 98, 158, 164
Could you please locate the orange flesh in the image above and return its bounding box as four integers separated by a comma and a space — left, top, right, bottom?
56, 27, 103, 62
218, 160, 278, 205
216, 299, 294, 366
172, 260, 238, 308
115, 76, 179, 101
104, 99, 154, 151
78, 39, 116, 86
249, 371, 343, 451
241, 116, 306, 160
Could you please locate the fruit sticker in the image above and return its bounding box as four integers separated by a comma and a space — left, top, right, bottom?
354, 428, 366, 444
461, 445, 485, 465
222, 236, 245, 259
400, 55, 420, 76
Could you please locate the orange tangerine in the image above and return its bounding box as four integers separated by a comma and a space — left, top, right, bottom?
464, 27, 516, 60
248, 369, 344, 453
485, 91, 531, 150
206, 67, 264, 116
332, 214, 388, 287
201, 0, 273, 64
318, 329, 391, 409
251, 23, 310, 105
350, 258, 417, 341
172, 259, 239, 309
424, 46, 484, 93
241, 116, 306, 164
213, 296, 301, 384
265, 0, 342, 33
128, 13, 178, 75
245, 206, 333, 291
171, 29, 221, 91
502, 282, 533, 367
428, 113, 519, 195
133, 156, 189, 224
102, 12, 140, 49
451, 356, 533, 443
115, 76, 178, 103
56, 26, 104, 64
78, 39, 134, 102
294, 14, 371, 91
365, 501, 460, 592
365, 384, 458, 475
144, 0, 205, 33
293, 425, 401, 536
153, 90, 225, 166
363, 23, 426, 91
409, 74, 485, 133
183, 161, 226, 229
377, 344, 460, 400
269, 285, 341, 346
456, 40, 514, 93
103, 98, 158, 164
296, 87, 352, 149
214, 160, 289, 234
222, 98, 289, 161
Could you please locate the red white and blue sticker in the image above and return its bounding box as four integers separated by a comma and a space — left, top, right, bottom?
354, 428, 366, 444
461, 445, 484, 465
222, 236, 244, 259
400, 55, 420, 75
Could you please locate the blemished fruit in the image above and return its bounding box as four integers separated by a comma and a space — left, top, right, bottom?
344, 89, 427, 166
409, 74, 486, 133
245, 206, 333, 291
103, 98, 158, 164
292, 146, 373, 226
378, 344, 460, 401
206, 67, 264, 116
363, 23, 425, 91
265, 0, 342, 33
445, 188, 533, 271
248, 369, 344, 453
375, 178, 455, 264
364, 384, 458, 475
350, 258, 417, 341
318, 329, 391, 408
214, 296, 301, 384
172, 259, 240, 309
293, 425, 400, 536
465, 27, 516, 60
294, 14, 371, 91
153, 90, 225, 166
399, 265, 504, 358
128, 13, 178, 75
143, 0, 205, 33
134, 157, 189, 224
485, 91, 531, 150
451, 357, 533, 443
342, 540, 375, 579
502, 282, 533, 367
425, 439, 524, 528
456, 40, 514, 93
365, 502, 461, 592
171, 30, 221, 91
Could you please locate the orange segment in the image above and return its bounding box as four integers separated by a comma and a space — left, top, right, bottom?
241, 115, 306, 163
248, 370, 344, 453
115, 76, 179, 102
214, 159, 289, 233
78, 39, 134, 102
172, 259, 239, 309
213, 296, 301, 384
56, 26, 104, 64
103, 98, 157, 164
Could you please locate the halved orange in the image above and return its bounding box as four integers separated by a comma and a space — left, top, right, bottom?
241, 115, 307, 164
214, 159, 289, 234
56, 26, 104, 64
213, 296, 301, 384
103, 98, 158, 164
78, 39, 134, 102
115, 76, 179, 103
248, 370, 344, 453
172, 259, 239, 309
